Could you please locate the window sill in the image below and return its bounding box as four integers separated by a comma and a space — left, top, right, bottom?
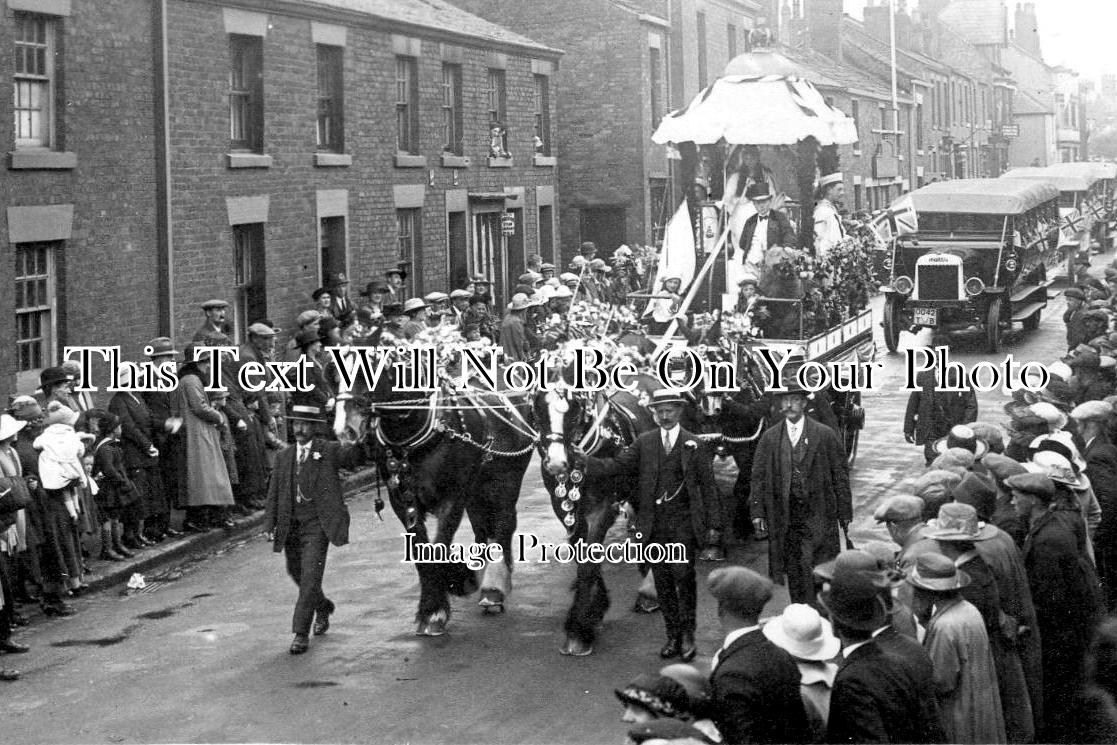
440, 153, 471, 168
852, 150, 862, 157
227, 153, 273, 168
395, 153, 427, 168
315, 152, 352, 167
9, 150, 77, 170
488, 156, 513, 168
533, 155, 557, 167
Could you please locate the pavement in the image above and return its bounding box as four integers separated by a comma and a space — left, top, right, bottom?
73, 466, 381, 596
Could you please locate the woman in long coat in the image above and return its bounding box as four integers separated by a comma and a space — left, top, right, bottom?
170, 350, 234, 530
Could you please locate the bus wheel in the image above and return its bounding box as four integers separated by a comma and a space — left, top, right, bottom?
882, 297, 901, 353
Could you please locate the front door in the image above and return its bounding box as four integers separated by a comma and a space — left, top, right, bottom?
472, 210, 506, 309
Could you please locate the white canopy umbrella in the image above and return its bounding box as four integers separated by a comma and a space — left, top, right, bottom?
651, 49, 859, 147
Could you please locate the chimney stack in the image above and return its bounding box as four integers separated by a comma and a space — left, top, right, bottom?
1014, 2, 1041, 55
805, 0, 844, 61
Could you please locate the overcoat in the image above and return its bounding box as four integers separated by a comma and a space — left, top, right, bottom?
710, 629, 809, 745
169, 367, 234, 508
265, 438, 366, 549
749, 417, 851, 583
584, 427, 721, 545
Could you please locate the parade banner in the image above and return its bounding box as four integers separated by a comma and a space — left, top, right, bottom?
643, 201, 696, 318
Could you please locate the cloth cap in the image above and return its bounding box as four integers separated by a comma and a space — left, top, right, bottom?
762, 604, 840, 661
1047, 360, 1074, 381
982, 453, 1028, 484
968, 422, 1005, 453
1072, 400, 1113, 422
0, 414, 27, 441
873, 495, 925, 523
201, 299, 229, 310
1102, 356, 1117, 369
580, 241, 597, 253
1029, 401, 1067, 430
247, 322, 277, 337
296, 310, 322, 328
1069, 351, 1101, 369
707, 566, 773, 617
468, 273, 488, 283
559, 272, 579, 283
1004, 472, 1056, 500
930, 447, 976, 471
540, 262, 557, 271
144, 337, 178, 358
906, 552, 971, 592
402, 298, 428, 313
1065, 287, 1087, 300
423, 292, 449, 303
626, 720, 716, 745
450, 289, 472, 300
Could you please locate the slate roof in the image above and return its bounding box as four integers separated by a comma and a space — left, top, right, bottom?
783, 48, 904, 102
938, 0, 1008, 46
298, 0, 561, 54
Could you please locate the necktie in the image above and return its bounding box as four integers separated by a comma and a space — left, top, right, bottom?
663, 431, 672, 455
298, 446, 309, 470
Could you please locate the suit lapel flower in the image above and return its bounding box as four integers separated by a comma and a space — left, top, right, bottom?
312, 451, 322, 461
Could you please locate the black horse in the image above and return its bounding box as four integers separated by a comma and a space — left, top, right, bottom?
333, 346, 536, 636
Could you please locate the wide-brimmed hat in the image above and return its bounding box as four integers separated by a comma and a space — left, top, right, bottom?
506, 293, 532, 311
813, 548, 892, 585
39, 366, 74, 389
1029, 433, 1088, 474
1030, 449, 1087, 489
932, 424, 988, 458
647, 389, 687, 409
906, 552, 971, 592
926, 501, 996, 542
763, 603, 840, 661
614, 674, 690, 718
402, 298, 428, 313
312, 287, 331, 301
0, 414, 27, 441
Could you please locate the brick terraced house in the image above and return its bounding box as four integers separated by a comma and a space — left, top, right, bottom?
0, 0, 561, 399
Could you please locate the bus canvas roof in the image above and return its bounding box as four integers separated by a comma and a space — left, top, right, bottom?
1000, 167, 1098, 193
907, 178, 1060, 215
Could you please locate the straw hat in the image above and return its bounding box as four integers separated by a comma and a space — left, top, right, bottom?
931, 425, 988, 458
0, 414, 27, 442
762, 603, 840, 661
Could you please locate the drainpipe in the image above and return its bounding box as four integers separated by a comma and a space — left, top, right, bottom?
153, 0, 174, 337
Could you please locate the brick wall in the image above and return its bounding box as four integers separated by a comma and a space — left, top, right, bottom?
0, 0, 159, 399
166, 1, 557, 347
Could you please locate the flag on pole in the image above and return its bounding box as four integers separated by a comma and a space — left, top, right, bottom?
889, 193, 919, 236
869, 210, 894, 245
644, 201, 697, 317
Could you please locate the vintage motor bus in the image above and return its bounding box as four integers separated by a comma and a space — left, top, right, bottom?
1001, 165, 1103, 277
881, 179, 1061, 353
1041, 161, 1117, 251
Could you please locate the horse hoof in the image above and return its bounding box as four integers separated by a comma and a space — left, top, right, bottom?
415, 611, 449, 636
481, 603, 505, 615
632, 596, 660, 614
560, 637, 594, 657
478, 589, 504, 612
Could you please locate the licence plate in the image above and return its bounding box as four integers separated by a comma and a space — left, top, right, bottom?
914, 308, 938, 326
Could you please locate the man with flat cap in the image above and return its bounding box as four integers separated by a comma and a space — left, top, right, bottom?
707, 565, 809, 745
1073, 399, 1117, 607
1064, 287, 1089, 351
1006, 471, 1103, 739
193, 299, 230, 341
265, 398, 370, 655
750, 371, 852, 607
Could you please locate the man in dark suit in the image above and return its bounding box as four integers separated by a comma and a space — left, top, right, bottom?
328, 272, 355, 326
822, 560, 944, 743
265, 400, 369, 654
140, 337, 183, 537
750, 375, 852, 606
579, 389, 722, 661
733, 182, 796, 282
1072, 399, 1117, 608
904, 362, 979, 466
707, 565, 809, 744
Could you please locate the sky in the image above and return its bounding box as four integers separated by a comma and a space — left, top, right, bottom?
843, 0, 1117, 80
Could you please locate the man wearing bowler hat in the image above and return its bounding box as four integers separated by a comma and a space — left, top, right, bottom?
734, 182, 796, 281
706, 566, 809, 744
265, 398, 369, 655
193, 299, 230, 342
750, 369, 852, 607
579, 389, 722, 661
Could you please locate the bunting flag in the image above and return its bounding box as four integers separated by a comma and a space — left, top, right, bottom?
1087, 199, 1106, 222
869, 210, 894, 245
1061, 210, 1087, 241
889, 193, 919, 236
643, 201, 697, 317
